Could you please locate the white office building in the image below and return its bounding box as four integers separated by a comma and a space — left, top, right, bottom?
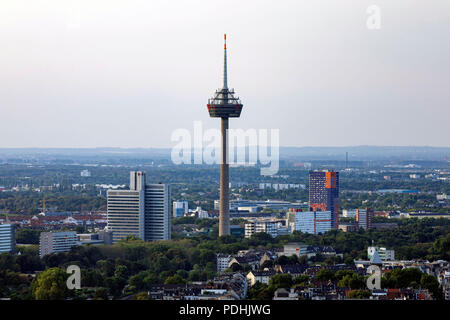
288, 210, 332, 235
245, 219, 283, 238
368, 246, 395, 261
173, 200, 189, 218
0, 224, 16, 253
39, 231, 77, 258
144, 183, 170, 241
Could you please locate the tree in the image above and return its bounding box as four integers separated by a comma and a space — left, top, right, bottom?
164, 274, 186, 285
381, 268, 423, 289
93, 287, 108, 300
188, 270, 201, 282
274, 255, 291, 266
31, 267, 70, 300
338, 273, 365, 289
105, 276, 126, 298
15, 229, 40, 244
135, 291, 150, 300
347, 289, 371, 299
315, 268, 335, 282
15, 251, 44, 273
114, 265, 129, 280
269, 274, 293, 289
0, 253, 18, 271
82, 269, 104, 287
96, 259, 115, 277
230, 263, 243, 272
431, 233, 450, 260
248, 282, 273, 300
420, 274, 442, 300
129, 271, 151, 291
293, 275, 309, 286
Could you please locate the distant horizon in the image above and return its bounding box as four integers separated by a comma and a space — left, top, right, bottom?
0, 145, 450, 150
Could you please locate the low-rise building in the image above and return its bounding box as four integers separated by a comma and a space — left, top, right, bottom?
244, 219, 284, 238
275, 264, 308, 278
273, 288, 298, 300
246, 270, 275, 286
282, 242, 339, 259
368, 246, 395, 261
39, 231, 77, 258
339, 222, 358, 232
217, 254, 232, 273
77, 229, 113, 245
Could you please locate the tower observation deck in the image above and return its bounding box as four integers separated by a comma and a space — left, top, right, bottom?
206, 34, 244, 236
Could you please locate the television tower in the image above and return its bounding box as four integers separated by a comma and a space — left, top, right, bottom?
207, 34, 243, 236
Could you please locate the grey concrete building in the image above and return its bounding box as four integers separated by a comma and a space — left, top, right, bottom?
39, 231, 77, 258
107, 171, 170, 243
0, 224, 16, 253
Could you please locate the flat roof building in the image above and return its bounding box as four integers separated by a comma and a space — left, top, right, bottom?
107, 171, 170, 243
173, 201, 189, 218
309, 170, 339, 228
288, 210, 332, 235
0, 224, 16, 253
39, 231, 77, 258
356, 208, 373, 230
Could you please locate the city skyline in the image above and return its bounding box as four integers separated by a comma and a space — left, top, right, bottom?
1, 0, 449, 305
1, 0, 449, 148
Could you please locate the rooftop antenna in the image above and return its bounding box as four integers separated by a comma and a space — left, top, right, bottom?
223, 33, 228, 90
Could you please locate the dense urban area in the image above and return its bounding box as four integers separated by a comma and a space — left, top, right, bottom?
0, 147, 449, 300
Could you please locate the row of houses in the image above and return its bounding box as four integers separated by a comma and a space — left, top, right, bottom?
147, 273, 247, 300
0, 213, 107, 231
217, 243, 341, 273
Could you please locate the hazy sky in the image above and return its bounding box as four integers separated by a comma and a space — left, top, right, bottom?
1, 0, 449, 148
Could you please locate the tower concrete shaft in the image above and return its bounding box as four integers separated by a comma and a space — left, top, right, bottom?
219, 117, 230, 236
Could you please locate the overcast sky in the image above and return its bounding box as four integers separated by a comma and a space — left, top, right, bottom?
1, 0, 449, 148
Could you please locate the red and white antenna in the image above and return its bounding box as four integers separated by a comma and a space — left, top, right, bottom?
223, 33, 228, 89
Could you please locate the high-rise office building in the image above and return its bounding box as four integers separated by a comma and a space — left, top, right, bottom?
309, 170, 339, 228
39, 231, 77, 258
144, 183, 170, 241
173, 200, 189, 218
356, 208, 373, 230
107, 171, 170, 243
0, 224, 16, 253
107, 188, 145, 242
288, 210, 332, 235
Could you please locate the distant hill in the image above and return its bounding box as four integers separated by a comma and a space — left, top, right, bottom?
0, 146, 448, 162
